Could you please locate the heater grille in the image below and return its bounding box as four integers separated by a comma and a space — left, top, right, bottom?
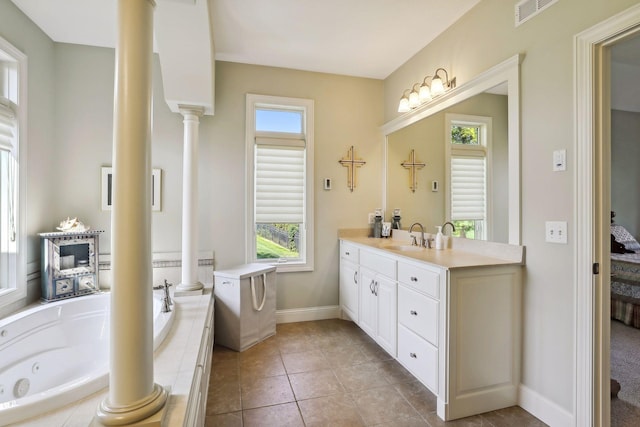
515, 0, 559, 27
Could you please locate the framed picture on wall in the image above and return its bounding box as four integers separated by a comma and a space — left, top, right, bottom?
101, 167, 162, 211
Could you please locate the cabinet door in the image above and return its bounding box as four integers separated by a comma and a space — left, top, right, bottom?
358, 267, 377, 339
376, 275, 397, 357
339, 259, 359, 322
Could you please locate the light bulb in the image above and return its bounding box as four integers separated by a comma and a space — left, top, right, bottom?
398, 97, 410, 113
419, 83, 431, 102
431, 76, 445, 97
408, 90, 419, 108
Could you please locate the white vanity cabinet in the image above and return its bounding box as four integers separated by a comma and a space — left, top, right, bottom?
358, 249, 397, 357
396, 259, 443, 393
338, 237, 523, 422
339, 241, 359, 322
442, 265, 522, 421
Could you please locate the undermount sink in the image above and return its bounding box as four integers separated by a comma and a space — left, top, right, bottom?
383, 244, 425, 252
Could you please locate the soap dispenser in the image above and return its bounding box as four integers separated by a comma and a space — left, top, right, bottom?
435, 226, 444, 250
391, 209, 402, 230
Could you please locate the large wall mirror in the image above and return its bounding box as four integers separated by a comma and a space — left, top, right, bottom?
382, 55, 522, 245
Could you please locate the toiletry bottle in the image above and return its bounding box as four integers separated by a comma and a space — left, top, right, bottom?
373, 213, 383, 238
435, 226, 444, 250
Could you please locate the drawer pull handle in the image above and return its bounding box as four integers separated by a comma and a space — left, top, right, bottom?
354, 271, 358, 284
369, 279, 375, 294
410, 310, 418, 316
410, 352, 417, 359
410, 276, 418, 282
345, 251, 350, 256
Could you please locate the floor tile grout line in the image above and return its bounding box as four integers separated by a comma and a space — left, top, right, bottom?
210, 320, 542, 426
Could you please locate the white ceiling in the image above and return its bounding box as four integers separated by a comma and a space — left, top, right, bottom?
11, 0, 481, 79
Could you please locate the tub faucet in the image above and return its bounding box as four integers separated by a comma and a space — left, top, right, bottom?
153, 280, 173, 313
409, 222, 426, 247
442, 221, 456, 235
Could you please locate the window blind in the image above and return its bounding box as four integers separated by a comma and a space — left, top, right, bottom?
0, 98, 16, 244
255, 145, 305, 224
0, 99, 16, 152
450, 156, 486, 221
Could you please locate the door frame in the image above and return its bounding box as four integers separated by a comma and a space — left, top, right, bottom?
575, 4, 640, 426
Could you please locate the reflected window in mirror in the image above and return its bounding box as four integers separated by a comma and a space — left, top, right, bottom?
446, 114, 492, 241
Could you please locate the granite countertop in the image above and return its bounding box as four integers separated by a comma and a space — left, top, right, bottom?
339, 229, 525, 269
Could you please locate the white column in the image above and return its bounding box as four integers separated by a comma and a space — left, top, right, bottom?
177, 105, 204, 293
96, 0, 168, 425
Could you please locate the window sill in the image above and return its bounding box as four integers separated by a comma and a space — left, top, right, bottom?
253, 260, 314, 273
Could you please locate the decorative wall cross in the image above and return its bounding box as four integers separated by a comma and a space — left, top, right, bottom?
339, 146, 366, 192
401, 149, 426, 192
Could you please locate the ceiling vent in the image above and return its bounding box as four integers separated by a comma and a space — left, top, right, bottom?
515, 0, 559, 27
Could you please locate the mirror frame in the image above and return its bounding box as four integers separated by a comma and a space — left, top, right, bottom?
381, 54, 523, 245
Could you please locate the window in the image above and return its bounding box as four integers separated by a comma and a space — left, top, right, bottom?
0, 36, 26, 309
246, 94, 314, 272
445, 114, 492, 240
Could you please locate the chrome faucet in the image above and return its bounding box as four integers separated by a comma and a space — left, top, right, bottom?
442, 221, 456, 235
153, 279, 173, 313
409, 222, 426, 247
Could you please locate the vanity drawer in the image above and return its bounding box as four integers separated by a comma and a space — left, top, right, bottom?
398, 284, 438, 346
340, 241, 359, 263
398, 324, 438, 392
360, 249, 396, 279
398, 261, 440, 299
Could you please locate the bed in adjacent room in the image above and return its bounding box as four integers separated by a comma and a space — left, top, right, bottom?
610, 223, 640, 329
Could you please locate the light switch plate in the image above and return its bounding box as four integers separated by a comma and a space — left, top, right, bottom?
323, 178, 331, 190
553, 149, 566, 171
545, 221, 568, 244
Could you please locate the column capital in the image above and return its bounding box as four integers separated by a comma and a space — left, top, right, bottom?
178, 104, 205, 117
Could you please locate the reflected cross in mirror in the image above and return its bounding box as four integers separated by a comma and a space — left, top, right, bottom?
401, 149, 426, 193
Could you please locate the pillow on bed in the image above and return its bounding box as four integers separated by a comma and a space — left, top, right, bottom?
611, 224, 640, 252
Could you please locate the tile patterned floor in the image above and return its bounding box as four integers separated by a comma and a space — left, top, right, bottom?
205, 319, 547, 427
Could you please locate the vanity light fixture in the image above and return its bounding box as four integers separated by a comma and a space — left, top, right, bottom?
398, 89, 411, 113
408, 83, 421, 109
419, 76, 433, 102
430, 68, 456, 97
397, 67, 457, 113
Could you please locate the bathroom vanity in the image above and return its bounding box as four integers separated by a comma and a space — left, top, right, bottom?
338, 229, 524, 421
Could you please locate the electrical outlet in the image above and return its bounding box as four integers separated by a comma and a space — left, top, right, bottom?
368, 213, 375, 224
545, 221, 568, 244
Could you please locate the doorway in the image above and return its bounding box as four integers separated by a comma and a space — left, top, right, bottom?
575, 4, 640, 427
608, 33, 640, 426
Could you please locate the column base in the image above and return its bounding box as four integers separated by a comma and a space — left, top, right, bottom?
175, 281, 204, 296
93, 383, 169, 426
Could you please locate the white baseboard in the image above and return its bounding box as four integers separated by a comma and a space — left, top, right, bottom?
519, 384, 574, 427
276, 305, 341, 324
